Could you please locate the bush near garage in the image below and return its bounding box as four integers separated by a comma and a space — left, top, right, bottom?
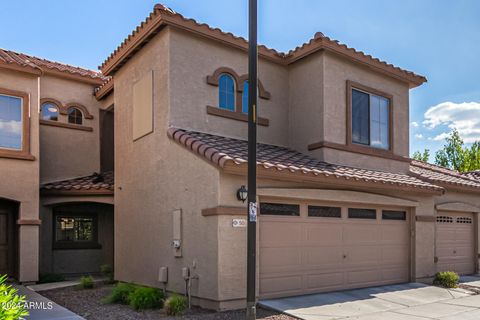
165, 294, 188, 316
433, 271, 459, 288
128, 287, 165, 310
102, 282, 137, 304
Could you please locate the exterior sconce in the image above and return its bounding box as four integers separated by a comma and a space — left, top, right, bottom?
237, 185, 248, 202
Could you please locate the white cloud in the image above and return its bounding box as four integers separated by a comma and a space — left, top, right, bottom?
0, 120, 21, 135
432, 132, 450, 141
423, 101, 480, 143
411, 121, 419, 127
414, 133, 424, 139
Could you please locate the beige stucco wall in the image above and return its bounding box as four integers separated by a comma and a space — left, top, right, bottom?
323, 52, 410, 171
292, 51, 411, 173
39, 75, 101, 183
288, 52, 324, 152
168, 28, 289, 146
114, 28, 226, 308
0, 69, 40, 282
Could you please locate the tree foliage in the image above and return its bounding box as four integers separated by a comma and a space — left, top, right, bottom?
433, 129, 480, 172
412, 149, 430, 162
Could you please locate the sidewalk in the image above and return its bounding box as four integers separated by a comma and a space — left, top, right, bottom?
14, 284, 84, 320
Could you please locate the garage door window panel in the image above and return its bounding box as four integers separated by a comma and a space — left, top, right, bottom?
382, 210, 406, 221
308, 206, 341, 218
259, 203, 300, 216
348, 208, 376, 219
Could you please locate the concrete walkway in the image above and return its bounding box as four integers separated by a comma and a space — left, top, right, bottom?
260, 278, 480, 320
14, 285, 84, 320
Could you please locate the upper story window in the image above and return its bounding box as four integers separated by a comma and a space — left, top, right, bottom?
218, 74, 235, 111
41, 102, 59, 121
67, 107, 83, 125
241, 81, 260, 114
0, 94, 23, 150
351, 87, 390, 150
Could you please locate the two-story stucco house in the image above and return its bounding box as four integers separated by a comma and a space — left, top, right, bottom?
2, 3, 480, 311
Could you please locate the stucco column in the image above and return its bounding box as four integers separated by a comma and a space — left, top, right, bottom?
18, 225, 39, 283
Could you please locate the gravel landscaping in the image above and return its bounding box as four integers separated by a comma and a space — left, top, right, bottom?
41, 284, 296, 320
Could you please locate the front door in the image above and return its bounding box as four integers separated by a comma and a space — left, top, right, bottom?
0, 202, 17, 277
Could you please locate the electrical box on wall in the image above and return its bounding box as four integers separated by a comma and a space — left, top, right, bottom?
158, 266, 168, 283
172, 209, 182, 257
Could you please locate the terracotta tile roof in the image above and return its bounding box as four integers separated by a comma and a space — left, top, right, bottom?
286, 32, 426, 87
464, 170, 480, 180
0, 48, 107, 83
100, 4, 426, 87
410, 160, 480, 191
94, 77, 114, 100
168, 128, 443, 193
41, 171, 114, 194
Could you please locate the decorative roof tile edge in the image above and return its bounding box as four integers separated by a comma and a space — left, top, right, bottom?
99, 4, 426, 87
0, 48, 107, 84
40, 171, 114, 196
167, 127, 444, 194
95, 77, 114, 100
410, 160, 480, 191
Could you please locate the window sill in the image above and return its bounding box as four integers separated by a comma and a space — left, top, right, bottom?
40, 119, 93, 132
53, 242, 102, 250
0, 150, 35, 161
206, 106, 269, 126
307, 141, 410, 162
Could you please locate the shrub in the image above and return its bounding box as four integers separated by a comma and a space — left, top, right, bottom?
128, 287, 164, 310
103, 282, 137, 304
78, 276, 94, 289
165, 294, 188, 316
0, 274, 29, 320
100, 264, 114, 283
38, 273, 65, 284
433, 271, 459, 288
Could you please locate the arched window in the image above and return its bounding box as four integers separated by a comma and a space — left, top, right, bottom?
67, 107, 83, 125
242, 81, 249, 114
41, 102, 59, 121
218, 74, 235, 111
241, 81, 259, 114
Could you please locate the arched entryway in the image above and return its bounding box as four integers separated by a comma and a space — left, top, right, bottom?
0, 198, 19, 278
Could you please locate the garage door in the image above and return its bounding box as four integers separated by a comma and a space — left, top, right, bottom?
259, 201, 410, 299
435, 212, 475, 275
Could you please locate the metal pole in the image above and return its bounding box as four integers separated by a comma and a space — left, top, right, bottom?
246, 0, 257, 319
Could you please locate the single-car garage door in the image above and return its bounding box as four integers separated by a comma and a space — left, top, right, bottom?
259, 201, 410, 299
435, 211, 475, 275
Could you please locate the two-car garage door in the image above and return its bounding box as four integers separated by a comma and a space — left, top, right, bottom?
259, 201, 410, 299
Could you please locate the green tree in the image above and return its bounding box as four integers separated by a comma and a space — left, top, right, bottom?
412, 149, 430, 162
434, 129, 480, 172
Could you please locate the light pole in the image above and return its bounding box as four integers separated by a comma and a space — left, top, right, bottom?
246, 0, 257, 319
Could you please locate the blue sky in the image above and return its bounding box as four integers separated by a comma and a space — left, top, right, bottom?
1, 0, 479, 158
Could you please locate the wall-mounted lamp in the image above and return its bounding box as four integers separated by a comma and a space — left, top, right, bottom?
236, 185, 248, 202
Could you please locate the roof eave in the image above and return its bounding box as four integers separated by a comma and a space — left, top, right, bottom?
95, 79, 114, 100
223, 161, 444, 195
0, 61, 42, 76
40, 189, 114, 196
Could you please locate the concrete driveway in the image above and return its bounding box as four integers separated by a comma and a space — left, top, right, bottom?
260, 277, 480, 320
